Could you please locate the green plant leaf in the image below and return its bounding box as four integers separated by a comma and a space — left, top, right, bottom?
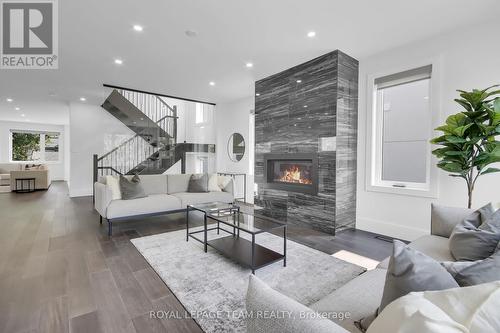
454, 99, 472, 111
481, 168, 500, 175
439, 162, 466, 173
445, 135, 467, 143
446, 114, 467, 127
430, 135, 447, 144
494, 98, 500, 112
453, 123, 473, 137
486, 90, 500, 98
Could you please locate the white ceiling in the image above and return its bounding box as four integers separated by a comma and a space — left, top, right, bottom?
1, 0, 499, 125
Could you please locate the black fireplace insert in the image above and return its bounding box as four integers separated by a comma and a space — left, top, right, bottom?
264, 153, 318, 195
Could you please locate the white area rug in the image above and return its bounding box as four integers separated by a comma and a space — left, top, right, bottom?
131, 228, 365, 332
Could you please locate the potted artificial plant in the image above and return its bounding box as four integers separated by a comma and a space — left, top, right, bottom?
431, 85, 500, 208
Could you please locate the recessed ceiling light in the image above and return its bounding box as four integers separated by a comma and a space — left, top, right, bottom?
21, 114, 25, 117
296, 80, 302, 83
79, 97, 86, 102
294, 124, 297, 126
140, 117, 144, 121
303, 105, 308, 108
185, 30, 198, 38
246, 62, 253, 68
209, 81, 215, 86
15, 107, 20, 111
298, 117, 302, 120
114, 58, 123, 65
255, 93, 260, 96
133, 25, 143, 32
6, 98, 13, 102
307, 31, 316, 38
424, 96, 429, 100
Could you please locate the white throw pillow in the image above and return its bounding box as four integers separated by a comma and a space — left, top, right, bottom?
208, 174, 221, 192
367, 281, 500, 333
105, 175, 121, 200
217, 175, 232, 190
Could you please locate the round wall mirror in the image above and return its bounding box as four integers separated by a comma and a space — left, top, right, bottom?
228, 133, 245, 162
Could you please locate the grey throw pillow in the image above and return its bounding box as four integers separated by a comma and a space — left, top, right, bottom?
453, 244, 500, 286
356, 240, 459, 332
380, 240, 459, 311
119, 175, 147, 200
187, 174, 209, 193
449, 203, 500, 261
431, 203, 474, 238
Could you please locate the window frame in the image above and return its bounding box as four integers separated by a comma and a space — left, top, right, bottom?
9, 130, 62, 164
365, 60, 440, 198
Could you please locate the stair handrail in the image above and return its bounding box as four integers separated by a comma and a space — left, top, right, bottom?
97, 108, 178, 162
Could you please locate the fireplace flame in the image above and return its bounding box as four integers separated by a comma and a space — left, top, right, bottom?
278, 165, 312, 184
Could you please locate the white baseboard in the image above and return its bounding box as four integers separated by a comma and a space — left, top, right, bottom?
69, 187, 92, 198
356, 217, 429, 242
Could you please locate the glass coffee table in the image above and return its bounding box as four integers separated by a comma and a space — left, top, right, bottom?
186, 202, 287, 274
186, 202, 240, 251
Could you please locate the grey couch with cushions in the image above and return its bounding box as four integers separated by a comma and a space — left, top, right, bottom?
246, 204, 473, 333
94, 174, 234, 236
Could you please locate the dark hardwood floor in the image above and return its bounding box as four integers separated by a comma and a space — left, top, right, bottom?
0, 182, 394, 333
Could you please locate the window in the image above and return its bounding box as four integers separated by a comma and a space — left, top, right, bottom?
11, 130, 60, 162
371, 65, 433, 192
195, 103, 207, 124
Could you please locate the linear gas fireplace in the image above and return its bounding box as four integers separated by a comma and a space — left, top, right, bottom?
264, 153, 318, 195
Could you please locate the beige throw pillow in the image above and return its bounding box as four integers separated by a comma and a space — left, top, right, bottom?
208, 174, 221, 192
105, 175, 121, 200
217, 175, 232, 191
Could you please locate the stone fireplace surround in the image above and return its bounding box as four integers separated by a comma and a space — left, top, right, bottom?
254, 50, 358, 235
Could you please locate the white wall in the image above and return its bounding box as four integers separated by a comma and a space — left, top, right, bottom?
69, 103, 134, 197
161, 97, 216, 144
216, 96, 255, 203
357, 20, 500, 240
0, 120, 67, 180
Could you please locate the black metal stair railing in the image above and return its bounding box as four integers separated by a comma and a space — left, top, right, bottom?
94, 88, 179, 182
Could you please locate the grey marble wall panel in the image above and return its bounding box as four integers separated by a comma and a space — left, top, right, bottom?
255, 50, 358, 235
335, 52, 359, 232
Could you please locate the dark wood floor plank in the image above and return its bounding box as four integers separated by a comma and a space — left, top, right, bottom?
133, 268, 173, 302
85, 250, 108, 273
89, 270, 136, 333
151, 296, 203, 333
70, 311, 104, 333
38, 295, 69, 333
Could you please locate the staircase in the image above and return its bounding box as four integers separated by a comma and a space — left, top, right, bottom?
93, 88, 215, 181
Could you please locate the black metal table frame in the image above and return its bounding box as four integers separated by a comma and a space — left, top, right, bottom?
186, 204, 241, 252
186, 205, 287, 274
14, 178, 36, 193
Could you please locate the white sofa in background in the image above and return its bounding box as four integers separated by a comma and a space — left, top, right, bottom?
246, 205, 475, 333
10, 167, 51, 191
0, 163, 22, 186
0, 163, 51, 190
94, 174, 234, 236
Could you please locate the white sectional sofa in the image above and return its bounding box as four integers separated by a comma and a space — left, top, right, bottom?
94, 174, 234, 236
246, 204, 474, 333
0, 163, 51, 190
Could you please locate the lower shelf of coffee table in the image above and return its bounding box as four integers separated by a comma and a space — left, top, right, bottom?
207, 235, 284, 270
